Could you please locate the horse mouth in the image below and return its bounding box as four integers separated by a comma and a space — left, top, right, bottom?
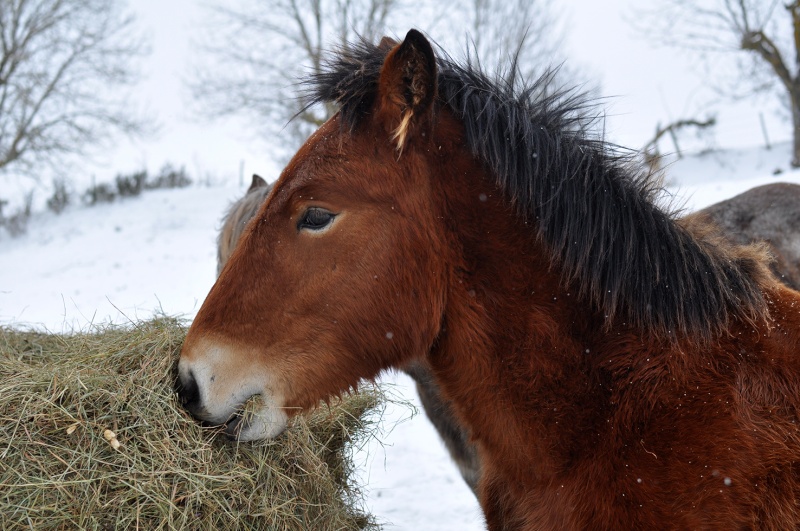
222, 412, 246, 439
221, 394, 262, 439
219, 394, 289, 442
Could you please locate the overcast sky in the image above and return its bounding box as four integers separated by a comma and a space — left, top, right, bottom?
99, 0, 789, 188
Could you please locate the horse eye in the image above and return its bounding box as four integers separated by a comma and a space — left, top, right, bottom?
298, 207, 336, 231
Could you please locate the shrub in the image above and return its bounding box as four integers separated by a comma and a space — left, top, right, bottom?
115, 170, 147, 197
46, 178, 71, 214
0, 191, 33, 236
82, 181, 116, 205
147, 163, 191, 190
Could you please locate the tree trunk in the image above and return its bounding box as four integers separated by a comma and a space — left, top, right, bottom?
793, 97, 800, 167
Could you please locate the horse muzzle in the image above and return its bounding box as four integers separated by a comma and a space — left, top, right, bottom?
176, 341, 289, 441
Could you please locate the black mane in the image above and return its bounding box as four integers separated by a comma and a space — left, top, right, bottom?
305, 37, 770, 341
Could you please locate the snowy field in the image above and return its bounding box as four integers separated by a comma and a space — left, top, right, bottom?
2, 142, 800, 530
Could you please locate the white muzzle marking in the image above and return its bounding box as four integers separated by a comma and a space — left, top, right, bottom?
179, 340, 289, 441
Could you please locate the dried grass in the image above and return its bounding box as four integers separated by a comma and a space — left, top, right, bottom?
0, 317, 383, 530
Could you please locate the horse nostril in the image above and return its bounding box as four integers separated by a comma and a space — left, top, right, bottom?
176, 369, 200, 409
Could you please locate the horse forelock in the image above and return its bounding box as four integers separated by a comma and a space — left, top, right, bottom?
303, 37, 773, 342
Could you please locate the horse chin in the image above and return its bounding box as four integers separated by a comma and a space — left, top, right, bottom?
224, 398, 289, 442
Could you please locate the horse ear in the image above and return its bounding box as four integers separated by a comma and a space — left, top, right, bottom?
377, 36, 398, 51
377, 29, 437, 153
248, 174, 268, 193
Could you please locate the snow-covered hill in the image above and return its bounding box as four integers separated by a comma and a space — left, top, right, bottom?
2, 142, 800, 530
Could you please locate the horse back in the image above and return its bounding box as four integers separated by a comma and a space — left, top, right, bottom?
698, 182, 800, 290
595, 284, 800, 529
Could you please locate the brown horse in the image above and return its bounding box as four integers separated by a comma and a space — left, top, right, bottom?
214, 178, 800, 497
179, 31, 800, 529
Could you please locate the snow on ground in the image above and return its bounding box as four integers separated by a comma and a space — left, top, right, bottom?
1, 142, 799, 530
663, 143, 800, 211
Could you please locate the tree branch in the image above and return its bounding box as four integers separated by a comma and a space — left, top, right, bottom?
643, 116, 717, 154
0, 0, 149, 175
741, 29, 794, 88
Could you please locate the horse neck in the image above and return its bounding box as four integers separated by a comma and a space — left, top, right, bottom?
426, 128, 608, 478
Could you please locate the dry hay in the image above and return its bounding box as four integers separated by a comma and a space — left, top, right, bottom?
0, 317, 384, 530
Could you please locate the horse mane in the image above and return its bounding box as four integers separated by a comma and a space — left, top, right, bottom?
304, 37, 772, 341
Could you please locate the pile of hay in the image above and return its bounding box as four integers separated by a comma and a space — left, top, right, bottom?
0, 317, 383, 530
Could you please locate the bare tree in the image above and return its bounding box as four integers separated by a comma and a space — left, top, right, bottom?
0, 0, 149, 176
190, 0, 572, 160
190, 0, 398, 160
637, 0, 800, 166
432, 0, 567, 82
